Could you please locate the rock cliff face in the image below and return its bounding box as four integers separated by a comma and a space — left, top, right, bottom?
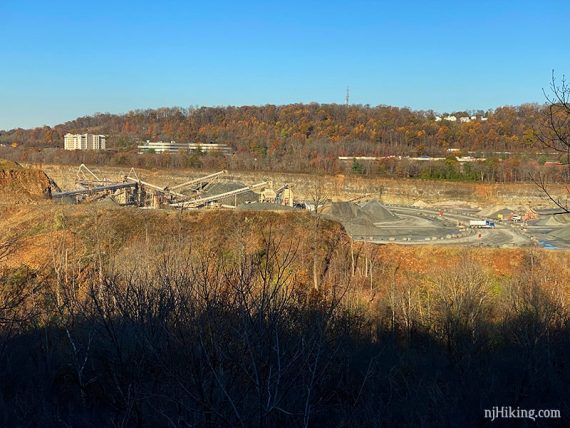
0, 161, 52, 204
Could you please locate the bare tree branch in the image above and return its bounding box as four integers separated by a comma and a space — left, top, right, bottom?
535, 71, 570, 210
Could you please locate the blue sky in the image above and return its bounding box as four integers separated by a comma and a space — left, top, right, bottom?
1, 0, 569, 130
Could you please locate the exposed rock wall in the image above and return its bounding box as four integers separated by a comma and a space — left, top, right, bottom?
0, 163, 52, 204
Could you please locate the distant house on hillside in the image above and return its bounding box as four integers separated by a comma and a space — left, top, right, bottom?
64, 133, 106, 150
436, 115, 488, 123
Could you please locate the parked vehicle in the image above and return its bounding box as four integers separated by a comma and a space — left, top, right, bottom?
469, 219, 496, 229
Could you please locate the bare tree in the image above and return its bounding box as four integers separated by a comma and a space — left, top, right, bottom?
308, 177, 330, 214
430, 257, 493, 359
534, 71, 570, 213
307, 177, 331, 291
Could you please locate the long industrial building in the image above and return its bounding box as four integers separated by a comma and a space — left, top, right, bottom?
64, 133, 106, 151
137, 140, 231, 154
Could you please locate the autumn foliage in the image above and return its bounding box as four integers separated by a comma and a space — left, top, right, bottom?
2, 103, 565, 179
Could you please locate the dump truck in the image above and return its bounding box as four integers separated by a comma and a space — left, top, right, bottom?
469, 219, 496, 229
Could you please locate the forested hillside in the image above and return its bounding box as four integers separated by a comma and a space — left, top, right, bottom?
1, 103, 562, 180
0, 103, 544, 152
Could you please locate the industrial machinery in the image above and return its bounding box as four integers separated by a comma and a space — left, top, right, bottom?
52, 165, 283, 211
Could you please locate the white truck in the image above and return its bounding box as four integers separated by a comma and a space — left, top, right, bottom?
469, 219, 496, 229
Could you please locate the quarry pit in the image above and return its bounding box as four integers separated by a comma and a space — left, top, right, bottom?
2, 161, 569, 250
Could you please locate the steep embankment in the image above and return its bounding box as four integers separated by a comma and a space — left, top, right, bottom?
0, 159, 52, 204
1, 203, 568, 284
0, 204, 346, 269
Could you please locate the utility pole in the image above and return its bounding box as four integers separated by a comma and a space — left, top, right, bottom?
345, 86, 350, 106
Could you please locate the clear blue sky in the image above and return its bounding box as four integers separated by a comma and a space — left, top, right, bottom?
1, 0, 569, 130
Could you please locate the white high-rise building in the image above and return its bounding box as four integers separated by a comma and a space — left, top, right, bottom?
64, 133, 106, 150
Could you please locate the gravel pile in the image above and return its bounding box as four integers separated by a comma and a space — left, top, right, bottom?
488, 208, 515, 219
343, 216, 382, 237
328, 201, 399, 237
361, 200, 399, 222
548, 226, 570, 242
202, 181, 259, 206
329, 202, 368, 222
553, 213, 570, 224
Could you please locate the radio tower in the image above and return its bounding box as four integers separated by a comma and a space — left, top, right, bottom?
345, 86, 350, 106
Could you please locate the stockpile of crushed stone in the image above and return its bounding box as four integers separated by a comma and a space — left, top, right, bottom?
553, 213, 570, 224
0, 160, 53, 204
361, 200, 399, 222
328, 201, 392, 237
479, 205, 509, 217
533, 213, 570, 226
531, 214, 570, 227
488, 208, 515, 219
202, 181, 259, 206
329, 201, 367, 222
535, 216, 559, 226
342, 216, 382, 237
548, 226, 570, 242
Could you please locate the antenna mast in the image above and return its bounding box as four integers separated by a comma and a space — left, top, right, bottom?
345, 86, 350, 106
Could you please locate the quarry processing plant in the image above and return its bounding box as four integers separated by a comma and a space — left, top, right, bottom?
50, 164, 295, 210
